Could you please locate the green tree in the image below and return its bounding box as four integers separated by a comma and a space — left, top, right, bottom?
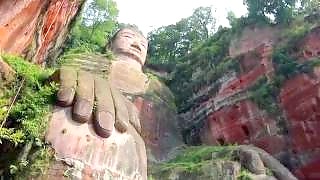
66, 0, 119, 53
227, 11, 237, 27
147, 6, 216, 66
299, 0, 320, 13
189, 7, 216, 39
243, 0, 297, 23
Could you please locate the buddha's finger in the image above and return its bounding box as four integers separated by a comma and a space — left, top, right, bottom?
56, 67, 77, 106
111, 87, 129, 133
73, 70, 94, 123
93, 77, 115, 138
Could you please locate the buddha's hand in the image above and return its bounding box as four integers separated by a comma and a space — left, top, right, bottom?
50, 67, 133, 138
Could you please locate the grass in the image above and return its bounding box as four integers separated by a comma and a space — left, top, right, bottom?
154, 145, 236, 173
237, 168, 253, 180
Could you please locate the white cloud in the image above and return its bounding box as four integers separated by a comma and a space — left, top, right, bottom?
114, 0, 248, 36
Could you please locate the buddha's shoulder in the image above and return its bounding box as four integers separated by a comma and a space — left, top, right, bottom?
144, 74, 175, 105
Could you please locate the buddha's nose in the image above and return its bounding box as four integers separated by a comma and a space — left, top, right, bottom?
132, 40, 140, 46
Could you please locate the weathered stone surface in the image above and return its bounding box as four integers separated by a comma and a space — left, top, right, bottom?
221, 161, 241, 180
46, 106, 147, 180
239, 147, 266, 175
151, 160, 241, 180
215, 43, 274, 107
0, 0, 83, 65
248, 174, 277, 180
294, 158, 320, 180
240, 146, 297, 180
201, 100, 281, 154
299, 26, 320, 60
110, 61, 149, 94
229, 25, 280, 57
109, 58, 183, 163
0, 57, 15, 82
134, 78, 184, 162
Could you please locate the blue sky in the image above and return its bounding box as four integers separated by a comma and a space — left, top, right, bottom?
114, 0, 248, 35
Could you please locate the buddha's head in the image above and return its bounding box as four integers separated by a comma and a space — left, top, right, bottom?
109, 28, 148, 70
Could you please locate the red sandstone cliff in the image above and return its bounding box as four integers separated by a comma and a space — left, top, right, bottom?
0, 0, 83, 65
181, 24, 320, 179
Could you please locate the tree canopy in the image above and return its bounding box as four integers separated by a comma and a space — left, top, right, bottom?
243, 0, 297, 23
65, 0, 119, 53
147, 7, 216, 68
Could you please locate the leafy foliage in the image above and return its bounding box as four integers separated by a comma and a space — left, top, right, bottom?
65, 0, 119, 53
147, 7, 216, 67
168, 28, 236, 111
250, 77, 279, 114
0, 54, 57, 176
237, 169, 253, 180
298, 0, 320, 14
243, 0, 297, 24
1, 54, 57, 141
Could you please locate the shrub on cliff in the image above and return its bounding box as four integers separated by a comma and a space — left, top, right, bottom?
0, 54, 57, 177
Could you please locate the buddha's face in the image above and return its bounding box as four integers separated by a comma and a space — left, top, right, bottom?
111, 28, 148, 66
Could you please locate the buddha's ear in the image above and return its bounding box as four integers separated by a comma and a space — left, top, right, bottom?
106, 28, 122, 52
105, 39, 113, 52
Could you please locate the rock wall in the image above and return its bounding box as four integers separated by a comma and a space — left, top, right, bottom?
133, 78, 184, 162
182, 25, 320, 179
0, 0, 83, 65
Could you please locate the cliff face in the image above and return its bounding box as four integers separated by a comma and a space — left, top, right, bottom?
0, 0, 83, 65
181, 24, 320, 179
133, 78, 184, 162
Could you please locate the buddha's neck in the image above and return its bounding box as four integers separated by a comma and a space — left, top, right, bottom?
116, 55, 143, 72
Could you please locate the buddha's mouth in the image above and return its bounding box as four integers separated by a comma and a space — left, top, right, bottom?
119, 52, 144, 66
130, 44, 141, 53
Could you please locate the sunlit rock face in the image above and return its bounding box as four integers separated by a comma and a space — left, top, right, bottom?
201, 100, 284, 154
299, 27, 320, 60
280, 74, 320, 179
279, 27, 320, 179
184, 26, 320, 179
215, 44, 274, 107
0, 0, 82, 65
229, 25, 280, 57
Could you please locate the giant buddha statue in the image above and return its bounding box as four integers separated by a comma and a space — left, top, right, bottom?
44, 27, 183, 179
